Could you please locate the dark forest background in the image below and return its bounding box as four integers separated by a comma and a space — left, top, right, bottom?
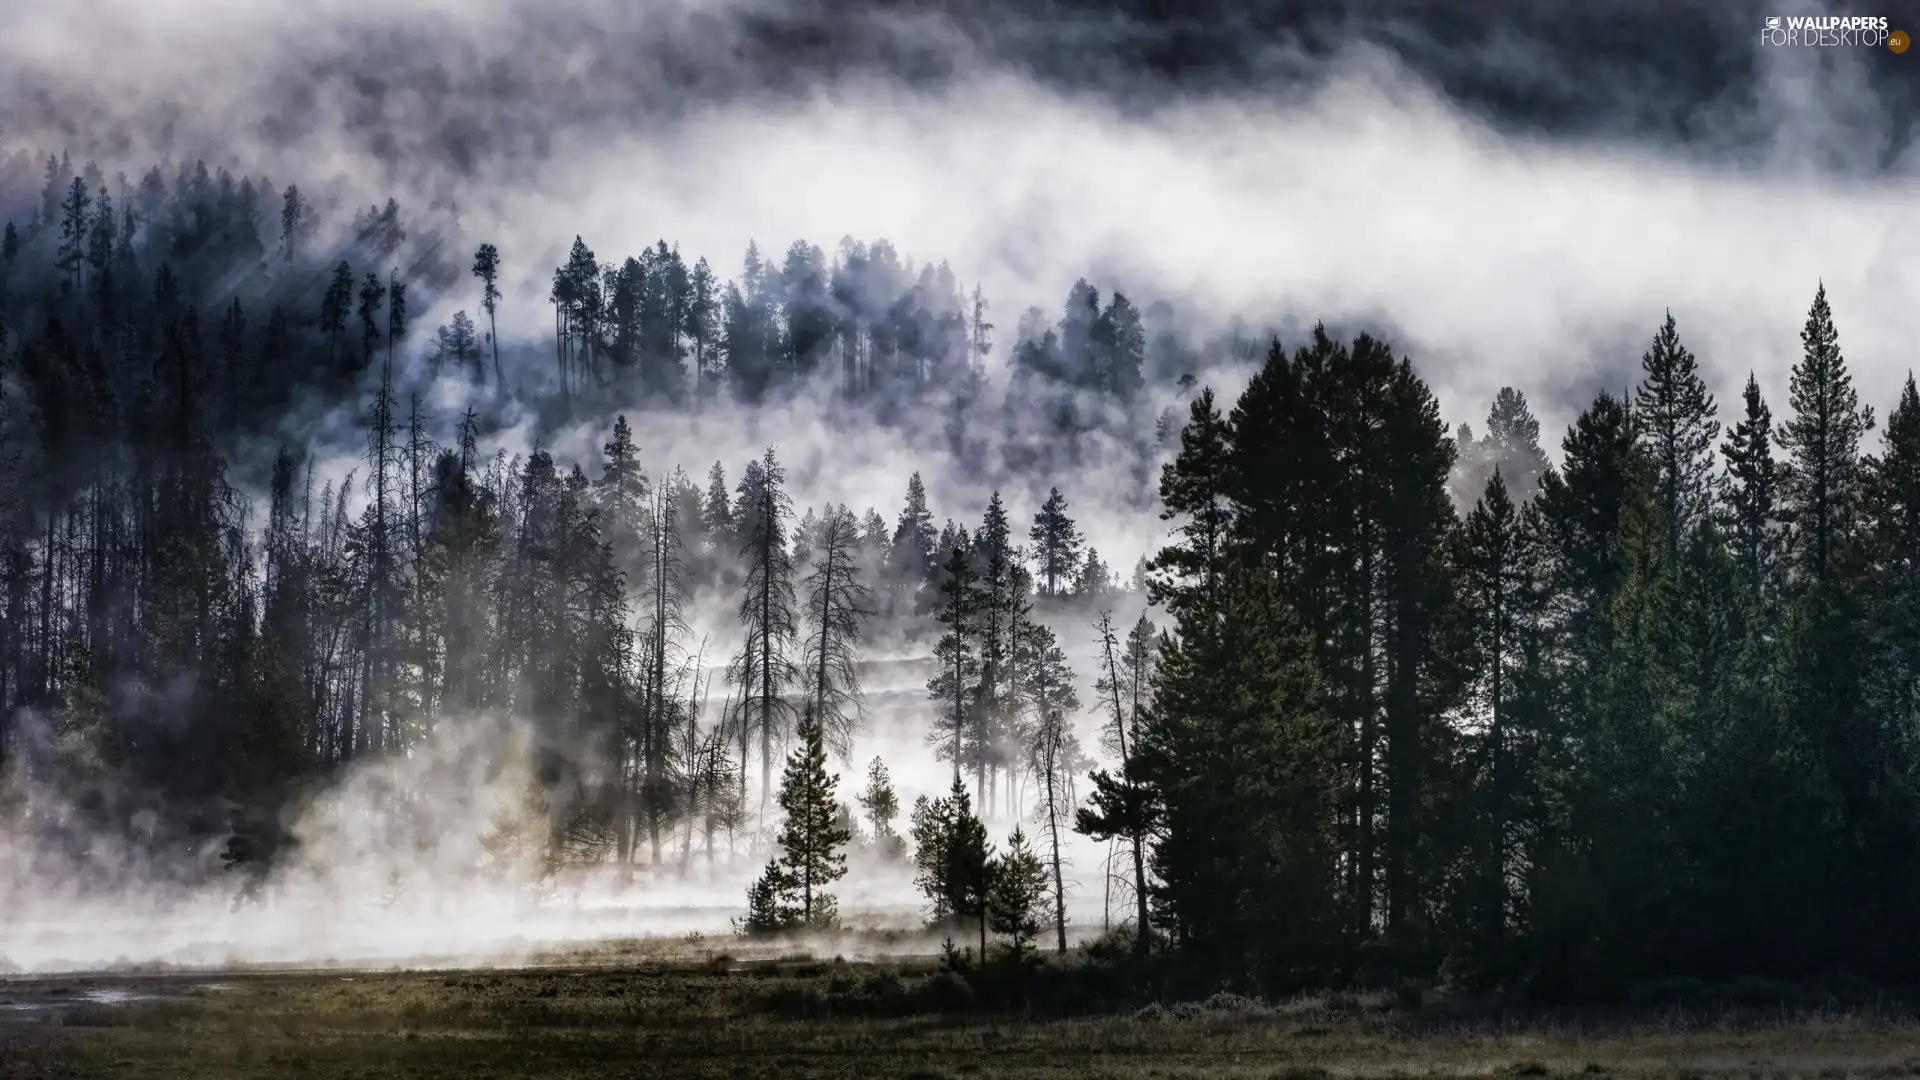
1, 138, 1917, 1002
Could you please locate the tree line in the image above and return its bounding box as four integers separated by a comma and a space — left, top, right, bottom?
7, 141, 1916, 999
1112, 293, 1920, 996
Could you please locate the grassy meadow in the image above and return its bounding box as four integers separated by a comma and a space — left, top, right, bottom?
7, 941, 1920, 1079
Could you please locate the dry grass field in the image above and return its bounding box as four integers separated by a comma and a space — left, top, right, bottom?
7, 944, 1920, 1079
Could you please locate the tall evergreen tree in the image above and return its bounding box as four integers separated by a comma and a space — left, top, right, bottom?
769, 707, 850, 928
1150, 387, 1235, 618
731, 448, 798, 826
800, 505, 871, 759
1722, 373, 1780, 601
1028, 487, 1082, 597
1139, 563, 1341, 986
988, 826, 1050, 961
320, 261, 354, 374
472, 243, 503, 386
1634, 311, 1719, 556
928, 544, 980, 780
1779, 283, 1870, 585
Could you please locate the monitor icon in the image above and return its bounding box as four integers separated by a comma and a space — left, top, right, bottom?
1766, 16, 1781, 29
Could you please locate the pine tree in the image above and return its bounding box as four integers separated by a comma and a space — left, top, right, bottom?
1454, 387, 1552, 507
699, 461, 733, 573
1779, 283, 1870, 585
731, 448, 798, 828
356, 272, 385, 373
927, 544, 979, 781
320, 261, 354, 374
1022, 621, 1082, 953
858, 757, 903, 859
472, 243, 503, 386
741, 860, 796, 935
1150, 387, 1235, 616
1634, 312, 1719, 557
55, 175, 91, 296
1774, 284, 1875, 852
1079, 611, 1157, 953
801, 505, 871, 758
1028, 487, 1082, 597
1138, 562, 1341, 984
1537, 391, 1640, 648
686, 256, 718, 397
435, 311, 482, 382
988, 827, 1049, 961
636, 462, 689, 863
911, 774, 992, 953
385, 273, 408, 372
1722, 373, 1780, 601
1449, 468, 1552, 986
1865, 375, 1920, 752
278, 185, 306, 264
889, 472, 938, 606
770, 707, 851, 928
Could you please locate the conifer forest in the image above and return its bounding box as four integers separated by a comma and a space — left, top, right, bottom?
3, 0, 1919, 1033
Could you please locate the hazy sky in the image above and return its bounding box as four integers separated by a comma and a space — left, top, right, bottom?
2, 0, 1915, 443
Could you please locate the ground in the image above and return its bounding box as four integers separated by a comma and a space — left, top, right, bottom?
7, 945, 1920, 1079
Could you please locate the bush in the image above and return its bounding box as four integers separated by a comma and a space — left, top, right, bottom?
1322, 991, 1362, 1014
1626, 976, 1706, 1008
925, 971, 976, 1013
1719, 977, 1811, 1009
1203, 991, 1267, 1015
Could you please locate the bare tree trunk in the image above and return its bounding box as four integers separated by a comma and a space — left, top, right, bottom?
1044, 720, 1068, 954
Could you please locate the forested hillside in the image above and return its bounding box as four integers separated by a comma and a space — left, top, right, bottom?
2, 142, 1917, 1001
